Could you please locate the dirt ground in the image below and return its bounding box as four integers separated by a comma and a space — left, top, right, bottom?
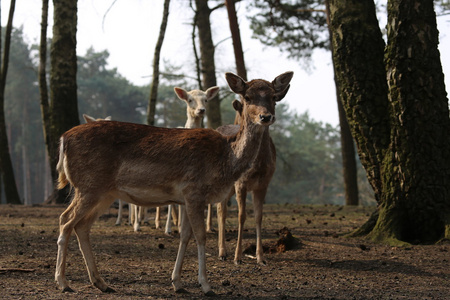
0, 203, 449, 299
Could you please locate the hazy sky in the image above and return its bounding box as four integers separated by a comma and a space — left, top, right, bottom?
2, 1, 450, 126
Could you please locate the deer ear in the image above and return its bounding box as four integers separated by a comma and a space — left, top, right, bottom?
174, 87, 189, 102
225, 72, 247, 94
232, 99, 243, 114
275, 85, 291, 102
272, 71, 294, 93
83, 114, 96, 123
205, 86, 220, 101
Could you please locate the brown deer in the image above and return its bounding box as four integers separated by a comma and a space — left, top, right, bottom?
215, 81, 283, 265
54, 71, 293, 296
153, 86, 219, 235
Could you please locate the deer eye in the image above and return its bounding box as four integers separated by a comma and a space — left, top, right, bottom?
244, 96, 250, 102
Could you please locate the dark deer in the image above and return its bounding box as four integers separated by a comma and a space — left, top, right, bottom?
54, 71, 293, 296
216, 92, 279, 265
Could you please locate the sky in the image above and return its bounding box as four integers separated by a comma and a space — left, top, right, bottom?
2, 0, 450, 127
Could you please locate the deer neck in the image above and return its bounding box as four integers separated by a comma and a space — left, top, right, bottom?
185, 114, 203, 129
229, 116, 266, 177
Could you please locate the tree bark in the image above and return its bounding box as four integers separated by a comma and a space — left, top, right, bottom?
147, 0, 170, 126
325, 1, 359, 206
195, 0, 221, 129
0, 0, 21, 204
225, 0, 247, 81
46, 0, 79, 204
38, 0, 53, 200
328, 0, 450, 244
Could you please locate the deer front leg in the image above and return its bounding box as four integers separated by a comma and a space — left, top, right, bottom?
253, 188, 267, 265
234, 184, 247, 265
115, 199, 123, 226
217, 200, 228, 260
206, 204, 214, 233
155, 206, 161, 229
172, 205, 192, 293
165, 205, 173, 235
185, 199, 215, 296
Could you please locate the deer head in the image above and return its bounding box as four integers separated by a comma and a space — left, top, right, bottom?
174, 86, 219, 119
225, 71, 293, 126
83, 114, 112, 123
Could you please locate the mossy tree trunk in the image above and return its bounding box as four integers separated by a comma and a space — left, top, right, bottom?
328, 0, 450, 244
45, 0, 79, 204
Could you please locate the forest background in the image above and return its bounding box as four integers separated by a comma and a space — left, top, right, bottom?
1, 0, 449, 207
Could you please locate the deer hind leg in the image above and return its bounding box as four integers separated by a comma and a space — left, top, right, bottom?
74, 195, 116, 292
165, 205, 173, 235
217, 200, 228, 260
155, 206, 161, 229
132, 205, 141, 232
234, 183, 247, 265
55, 191, 111, 292
185, 199, 214, 296
252, 188, 267, 265
172, 205, 192, 293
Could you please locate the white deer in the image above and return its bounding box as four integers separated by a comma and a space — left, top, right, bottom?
54, 71, 293, 296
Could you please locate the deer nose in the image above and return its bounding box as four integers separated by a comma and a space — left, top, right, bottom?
198, 108, 206, 114
259, 114, 273, 123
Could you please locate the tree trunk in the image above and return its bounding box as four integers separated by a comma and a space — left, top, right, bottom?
0, 0, 21, 205
225, 0, 247, 81
147, 0, 170, 126
46, 0, 79, 204
325, 1, 359, 206
38, 0, 52, 201
377, 0, 450, 243
195, 0, 221, 129
328, 0, 450, 244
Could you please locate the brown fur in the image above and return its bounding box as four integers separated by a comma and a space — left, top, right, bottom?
216, 72, 293, 265
54, 71, 293, 296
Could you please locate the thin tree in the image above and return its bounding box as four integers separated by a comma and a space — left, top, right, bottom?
0, 0, 21, 204
328, 0, 450, 244
225, 0, 247, 81
147, 0, 171, 126
44, 0, 80, 204
38, 0, 52, 200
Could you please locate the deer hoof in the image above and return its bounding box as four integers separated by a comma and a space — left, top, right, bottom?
234, 259, 243, 265
61, 286, 75, 293
205, 290, 217, 297
219, 255, 227, 261
175, 288, 189, 294
258, 260, 267, 266
103, 287, 116, 293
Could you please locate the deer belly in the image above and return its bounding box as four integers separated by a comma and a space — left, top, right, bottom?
115, 185, 185, 207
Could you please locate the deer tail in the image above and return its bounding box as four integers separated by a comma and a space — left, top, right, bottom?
56, 137, 69, 189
